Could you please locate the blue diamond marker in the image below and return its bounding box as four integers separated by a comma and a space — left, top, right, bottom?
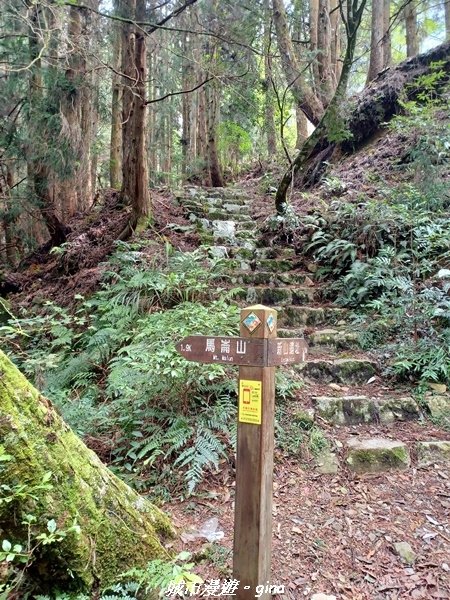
267, 314, 275, 333
242, 312, 262, 333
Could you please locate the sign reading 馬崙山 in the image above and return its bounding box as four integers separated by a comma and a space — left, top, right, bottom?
174, 305, 308, 600
176, 335, 267, 366
176, 335, 308, 367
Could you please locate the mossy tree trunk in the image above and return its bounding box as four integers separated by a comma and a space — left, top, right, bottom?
0, 350, 174, 594
274, 39, 450, 212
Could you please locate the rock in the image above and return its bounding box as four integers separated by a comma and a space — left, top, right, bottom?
346, 438, 410, 473
316, 451, 339, 475
306, 262, 318, 273
427, 382, 447, 393
426, 394, 450, 419
394, 542, 416, 565
298, 359, 376, 385
208, 246, 229, 259
416, 441, 450, 467
293, 408, 315, 429
313, 396, 376, 425
378, 396, 421, 423
328, 383, 342, 391
212, 220, 236, 241
311, 594, 337, 600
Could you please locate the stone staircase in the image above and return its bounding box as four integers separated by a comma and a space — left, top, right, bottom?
176, 186, 450, 475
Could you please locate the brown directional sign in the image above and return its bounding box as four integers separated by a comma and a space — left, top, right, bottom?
176, 335, 267, 366
174, 306, 310, 599
267, 337, 308, 366
176, 335, 308, 367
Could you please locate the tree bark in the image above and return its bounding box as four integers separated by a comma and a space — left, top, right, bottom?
274, 39, 450, 210
404, 0, 419, 57
120, 0, 150, 223
0, 350, 173, 594
27, 2, 68, 246
383, 0, 391, 67
205, 78, 224, 187
366, 0, 385, 83
445, 0, 450, 40
272, 0, 324, 125
317, 0, 334, 105
110, 24, 122, 189
264, 0, 277, 157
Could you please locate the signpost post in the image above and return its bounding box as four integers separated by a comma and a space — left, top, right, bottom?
175, 305, 308, 599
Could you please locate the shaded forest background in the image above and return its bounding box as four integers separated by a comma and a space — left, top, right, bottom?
1, 0, 449, 262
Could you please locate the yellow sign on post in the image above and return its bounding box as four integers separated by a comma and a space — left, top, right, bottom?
239, 379, 262, 424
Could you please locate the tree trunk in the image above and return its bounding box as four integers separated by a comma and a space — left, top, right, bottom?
367, 0, 385, 83
264, 0, 277, 157
330, 0, 341, 83
275, 39, 450, 210
383, 0, 391, 67
59, 5, 82, 219
120, 0, 150, 223
405, 0, 419, 57
446, 0, 450, 41
110, 26, 123, 189
296, 107, 308, 148
317, 0, 334, 105
272, 0, 324, 125
310, 0, 320, 96
206, 78, 224, 187
0, 350, 173, 594
27, 2, 68, 246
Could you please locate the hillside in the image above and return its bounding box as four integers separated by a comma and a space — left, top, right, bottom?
1, 54, 450, 600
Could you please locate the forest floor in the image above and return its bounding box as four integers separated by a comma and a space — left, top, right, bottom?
165, 418, 450, 600
3, 121, 449, 599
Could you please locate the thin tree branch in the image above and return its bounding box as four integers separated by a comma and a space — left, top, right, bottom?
145, 76, 213, 104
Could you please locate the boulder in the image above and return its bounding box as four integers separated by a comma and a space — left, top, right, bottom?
346, 438, 410, 473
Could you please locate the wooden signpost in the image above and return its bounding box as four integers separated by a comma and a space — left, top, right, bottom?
176, 305, 308, 599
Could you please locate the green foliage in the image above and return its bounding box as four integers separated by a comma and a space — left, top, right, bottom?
291, 78, 450, 387
0, 450, 81, 599
2, 244, 240, 495
31, 552, 203, 600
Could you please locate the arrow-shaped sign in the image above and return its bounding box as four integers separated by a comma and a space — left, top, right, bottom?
176, 335, 307, 367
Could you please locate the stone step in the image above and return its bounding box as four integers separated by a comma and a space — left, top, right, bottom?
308, 327, 360, 350
252, 258, 295, 273
232, 271, 311, 286
345, 438, 410, 473
235, 286, 319, 306
278, 306, 347, 327
416, 441, 450, 466
294, 358, 377, 384
312, 395, 422, 425
207, 210, 252, 222
318, 438, 450, 475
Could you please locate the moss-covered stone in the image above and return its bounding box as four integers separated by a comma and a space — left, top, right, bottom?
425, 394, 450, 427
378, 396, 421, 423
308, 328, 359, 350
279, 306, 347, 327
293, 408, 315, 429
315, 450, 339, 475
255, 259, 293, 273
346, 438, 410, 473
0, 351, 174, 594
313, 396, 377, 425
296, 358, 376, 384
416, 441, 450, 467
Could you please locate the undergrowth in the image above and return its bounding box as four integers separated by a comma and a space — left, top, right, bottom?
2, 243, 242, 497
274, 69, 450, 387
